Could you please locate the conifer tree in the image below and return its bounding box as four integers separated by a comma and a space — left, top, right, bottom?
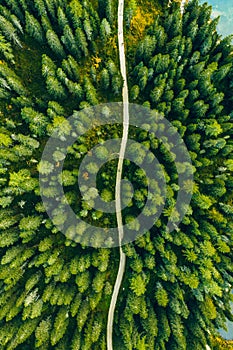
0, 15, 22, 47
0, 34, 14, 63
25, 11, 44, 43
57, 6, 69, 30
100, 18, 111, 43
33, 0, 47, 17
75, 27, 88, 57
4, 0, 23, 19
83, 16, 93, 42
100, 68, 110, 90
61, 25, 79, 57
46, 29, 66, 58
68, 0, 83, 29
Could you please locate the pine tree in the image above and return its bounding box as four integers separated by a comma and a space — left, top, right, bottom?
106, 0, 114, 25
68, 0, 83, 29
75, 27, 88, 57
33, 0, 47, 17
57, 6, 69, 30
112, 74, 123, 96
51, 307, 69, 346
3, 0, 23, 19
0, 34, 14, 63
83, 16, 93, 42
42, 54, 56, 78
124, 0, 137, 28
44, 0, 56, 20
41, 12, 53, 32
213, 63, 232, 83
21, 107, 48, 136
46, 29, 66, 58
100, 68, 110, 90
130, 85, 140, 101
138, 66, 148, 90
35, 318, 52, 347
67, 55, 80, 80
0, 6, 23, 36
100, 18, 111, 43
25, 11, 44, 42
0, 15, 22, 47
130, 273, 147, 296
61, 24, 80, 57
84, 77, 98, 105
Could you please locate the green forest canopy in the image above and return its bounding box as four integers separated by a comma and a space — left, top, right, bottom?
0, 0, 232, 349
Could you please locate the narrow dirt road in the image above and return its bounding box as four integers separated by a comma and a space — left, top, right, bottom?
181, 0, 187, 14
106, 0, 128, 349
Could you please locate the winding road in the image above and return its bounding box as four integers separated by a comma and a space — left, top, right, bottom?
180, 0, 187, 14
106, 0, 128, 349
107, 1, 213, 350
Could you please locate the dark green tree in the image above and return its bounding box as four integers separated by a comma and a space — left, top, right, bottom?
46, 29, 66, 58
25, 11, 43, 42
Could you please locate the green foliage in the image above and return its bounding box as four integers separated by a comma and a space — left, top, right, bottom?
21, 107, 48, 136
25, 11, 43, 42
100, 18, 111, 43
0, 0, 232, 349
75, 27, 88, 57
100, 68, 110, 90
51, 307, 69, 346
46, 29, 66, 58
9, 169, 38, 194
130, 273, 147, 296
130, 84, 140, 100
155, 283, 169, 307
61, 24, 79, 56
0, 34, 14, 63
0, 14, 22, 47
35, 318, 52, 348
120, 0, 233, 348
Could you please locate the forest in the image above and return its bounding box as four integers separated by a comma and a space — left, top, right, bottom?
0, 0, 233, 349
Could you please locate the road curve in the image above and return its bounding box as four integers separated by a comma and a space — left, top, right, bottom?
106, 0, 128, 349
108, 1, 212, 350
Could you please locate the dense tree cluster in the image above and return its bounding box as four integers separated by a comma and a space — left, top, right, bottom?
0, 0, 232, 349
0, 0, 122, 349
115, 1, 233, 349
